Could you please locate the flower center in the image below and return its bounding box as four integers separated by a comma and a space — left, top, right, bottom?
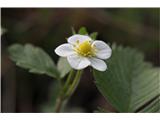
75, 40, 95, 57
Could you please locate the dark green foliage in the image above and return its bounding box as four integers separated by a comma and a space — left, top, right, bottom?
94, 45, 160, 112
8, 44, 60, 79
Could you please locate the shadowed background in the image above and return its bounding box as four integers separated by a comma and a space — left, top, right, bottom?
1, 8, 160, 112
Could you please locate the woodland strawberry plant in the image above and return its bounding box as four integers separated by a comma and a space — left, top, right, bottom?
8, 27, 160, 113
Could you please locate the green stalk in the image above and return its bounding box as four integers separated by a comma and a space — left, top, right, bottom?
64, 70, 82, 99
54, 70, 83, 112
61, 69, 75, 96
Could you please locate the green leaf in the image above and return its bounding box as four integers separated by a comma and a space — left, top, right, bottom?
90, 32, 98, 40
57, 57, 72, 78
78, 27, 88, 35
8, 44, 60, 79
93, 45, 160, 112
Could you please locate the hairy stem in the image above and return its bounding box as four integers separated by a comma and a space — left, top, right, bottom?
54, 70, 82, 112
64, 70, 82, 99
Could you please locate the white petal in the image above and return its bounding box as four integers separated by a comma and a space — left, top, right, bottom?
92, 40, 112, 59
67, 54, 90, 70
89, 58, 107, 71
67, 34, 92, 44
55, 43, 75, 57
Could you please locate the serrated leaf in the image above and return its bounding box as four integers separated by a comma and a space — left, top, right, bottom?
78, 27, 88, 35
57, 57, 72, 78
8, 44, 60, 79
93, 45, 160, 112
90, 32, 98, 40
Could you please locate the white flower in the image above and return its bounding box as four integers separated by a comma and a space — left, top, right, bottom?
55, 34, 112, 71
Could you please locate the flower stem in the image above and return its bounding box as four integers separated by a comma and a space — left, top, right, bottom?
54, 96, 63, 113
64, 70, 82, 99
62, 69, 75, 95
54, 70, 83, 112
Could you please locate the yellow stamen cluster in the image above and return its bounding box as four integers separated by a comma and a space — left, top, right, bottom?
75, 40, 96, 57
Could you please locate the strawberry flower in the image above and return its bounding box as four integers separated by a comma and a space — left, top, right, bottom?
55, 34, 112, 71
